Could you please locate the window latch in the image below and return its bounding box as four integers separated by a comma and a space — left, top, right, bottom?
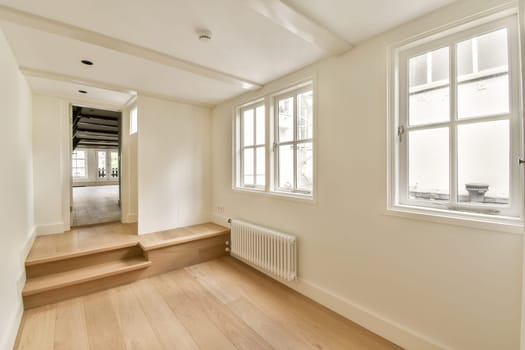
397, 125, 405, 143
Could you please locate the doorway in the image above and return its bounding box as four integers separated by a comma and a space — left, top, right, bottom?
71, 106, 122, 226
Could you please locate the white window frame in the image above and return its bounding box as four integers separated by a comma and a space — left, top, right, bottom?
273, 84, 314, 195
238, 100, 266, 190
389, 12, 523, 225
72, 150, 88, 178
233, 79, 315, 201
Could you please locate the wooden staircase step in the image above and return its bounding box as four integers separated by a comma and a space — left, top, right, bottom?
23, 257, 151, 297
25, 241, 139, 266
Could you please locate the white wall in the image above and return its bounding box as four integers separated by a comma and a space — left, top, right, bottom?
137, 95, 211, 234
0, 29, 35, 350
121, 103, 138, 223
32, 94, 70, 234
211, 0, 522, 349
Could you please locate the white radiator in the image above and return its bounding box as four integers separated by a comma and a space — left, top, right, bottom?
230, 219, 297, 281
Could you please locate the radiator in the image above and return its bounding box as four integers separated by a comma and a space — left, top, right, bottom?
230, 219, 297, 281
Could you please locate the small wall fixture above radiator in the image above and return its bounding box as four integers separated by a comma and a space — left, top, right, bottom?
229, 219, 297, 281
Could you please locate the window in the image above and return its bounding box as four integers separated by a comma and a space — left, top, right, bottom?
97, 151, 107, 178
234, 81, 314, 199
110, 151, 119, 178
72, 150, 87, 177
390, 15, 521, 220
274, 86, 314, 194
130, 107, 138, 135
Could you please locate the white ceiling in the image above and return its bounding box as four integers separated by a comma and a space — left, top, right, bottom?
284, 0, 457, 44
0, 0, 456, 108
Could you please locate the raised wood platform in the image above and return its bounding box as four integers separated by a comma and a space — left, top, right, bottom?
23, 222, 230, 308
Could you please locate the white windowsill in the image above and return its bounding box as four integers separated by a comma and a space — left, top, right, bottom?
233, 187, 316, 205
385, 204, 523, 235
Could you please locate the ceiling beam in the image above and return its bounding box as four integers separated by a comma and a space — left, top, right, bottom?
20, 67, 215, 108
239, 0, 351, 54
0, 5, 261, 91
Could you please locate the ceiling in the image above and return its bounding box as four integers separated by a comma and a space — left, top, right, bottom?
0, 0, 456, 108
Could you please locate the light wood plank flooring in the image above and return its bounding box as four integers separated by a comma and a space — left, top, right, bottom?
15, 257, 402, 350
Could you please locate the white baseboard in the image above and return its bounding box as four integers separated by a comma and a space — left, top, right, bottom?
36, 223, 65, 235
1, 227, 37, 350
1, 300, 24, 350
215, 217, 450, 350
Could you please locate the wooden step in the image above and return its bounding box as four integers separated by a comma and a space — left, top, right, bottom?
26, 244, 143, 279
23, 257, 151, 308
23, 257, 151, 296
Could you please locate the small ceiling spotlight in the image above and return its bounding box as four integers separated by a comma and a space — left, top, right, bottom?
78, 90, 87, 94
81, 59, 94, 66
197, 29, 212, 42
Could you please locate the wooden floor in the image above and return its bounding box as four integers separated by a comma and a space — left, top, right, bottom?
15, 257, 401, 350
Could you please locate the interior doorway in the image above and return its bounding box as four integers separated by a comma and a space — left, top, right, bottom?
71, 105, 122, 226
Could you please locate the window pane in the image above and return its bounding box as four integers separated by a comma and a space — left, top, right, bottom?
409, 53, 427, 87
278, 97, 294, 143
298, 90, 313, 140
97, 151, 106, 169
256, 146, 265, 186
477, 28, 508, 71
278, 145, 293, 190
255, 106, 265, 145
409, 47, 449, 126
243, 109, 254, 146
457, 40, 473, 76
431, 47, 449, 82
243, 148, 254, 185
457, 74, 509, 119
409, 128, 449, 201
297, 143, 313, 192
409, 87, 450, 126
458, 120, 509, 204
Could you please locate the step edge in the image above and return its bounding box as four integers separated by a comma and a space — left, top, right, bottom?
23, 259, 151, 296
140, 230, 229, 251
25, 241, 140, 266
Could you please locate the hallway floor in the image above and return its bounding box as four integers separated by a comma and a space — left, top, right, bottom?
72, 185, 120, 226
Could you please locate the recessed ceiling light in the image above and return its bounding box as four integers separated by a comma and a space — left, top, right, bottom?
81, 59, 93, 66
78, 90, 87, 94
197, 29, 212, 42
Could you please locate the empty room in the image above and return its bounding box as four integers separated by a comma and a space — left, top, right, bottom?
1, 0, 525, 349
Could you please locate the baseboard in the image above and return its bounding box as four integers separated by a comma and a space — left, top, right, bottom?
36, 223, 65, 235
0, 300, 24, 350
215, 217, 450, 350
1, 227, 37, 350
288, 278, 450, 350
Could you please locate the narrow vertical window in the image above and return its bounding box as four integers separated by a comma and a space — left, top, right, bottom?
274, 84, 314, 195
239, 102, 265, 189
72, 150, 87, 177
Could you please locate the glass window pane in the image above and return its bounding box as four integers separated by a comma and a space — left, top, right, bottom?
243, 109, 254, 146
409, 53, 428, 87
256, 146, 265, 186
243, 148, 254, 185
457, 74, 509, 119
298, 90, 313, 140
278, 145, 293, 190
458, 120, 509, 204
409, 128, 449, 201
255, 106, 265, 145
477, 28, 508, 71
97, 151, 106, 169
457, 40, 473, 76
278, 97, 294, 143
409, 87, 450, 126
431, 47, 449, 82
297, 143, 313, 192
